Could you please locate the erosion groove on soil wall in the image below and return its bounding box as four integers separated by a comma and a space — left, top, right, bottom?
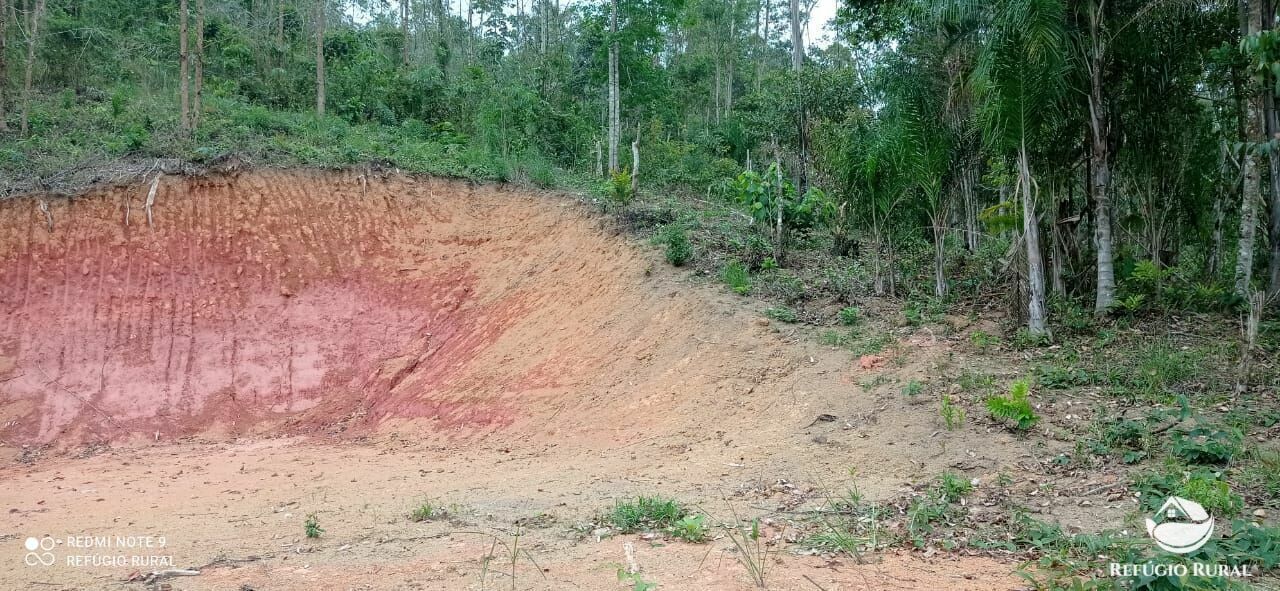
0, 170, 733, 446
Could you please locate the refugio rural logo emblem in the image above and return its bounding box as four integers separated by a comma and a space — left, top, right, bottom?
1145, 496, 1215, 554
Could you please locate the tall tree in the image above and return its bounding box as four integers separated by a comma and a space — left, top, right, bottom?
607, 0, 620, 174
1084, 0, 1116, 313
0, 0, 8, 133
316, 0, 326, 117
789, 0, 808, 192
20, 0, 46, 136
1236, 0, 1268, 298
193, 0, 205, 131
402, 0, 411, 67
974, 0, 1068, 336
179, 0, 190, 133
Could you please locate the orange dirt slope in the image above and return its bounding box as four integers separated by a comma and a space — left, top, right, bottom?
0, 170, 1026, 590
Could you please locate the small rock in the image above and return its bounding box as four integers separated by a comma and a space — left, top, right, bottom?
1254, 509, 1268, 519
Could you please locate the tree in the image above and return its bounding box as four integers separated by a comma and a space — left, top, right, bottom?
973, 0, 1068, 336
1236, 0, 1268, 298
607, 0, 620, 174
194, 0, 205, 131
0, 0, 8, 133
20, 0, 46, 136
789, 0, 808, 193
316, 0, 326, 117
179, 0, 190, 132
1083, 0, 1115, 313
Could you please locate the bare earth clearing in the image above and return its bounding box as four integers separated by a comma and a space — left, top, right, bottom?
0, 171, 1044, 589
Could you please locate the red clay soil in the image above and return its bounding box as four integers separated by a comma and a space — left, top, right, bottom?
0, 171, 1033, 590
0, 170, 657, 445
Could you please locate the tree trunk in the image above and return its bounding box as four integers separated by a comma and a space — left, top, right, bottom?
315, 0, 325, 117
962, 162, 978, 251
1270, 99, 1280, 298
932, 214, 946, 298
757, 0, 768, 93
277, 0, 285, 51
1051, 186, 1067, 298
179, 0, 189, 133
0, 0, 8, 133
1019, 145, 1049, 337
193, 0, 205, 131
788, 0, 807, 194
19, 0, 44, 136
1237, 0, 1266, 297
1210, 139, 1232, 278
1087, 1, 1115, 313
607, 0, 620, 174
402, 0, 410, 66
630, 135, 639, 195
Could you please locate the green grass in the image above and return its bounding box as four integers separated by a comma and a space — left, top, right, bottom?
763, 305, 798, 323
610, 496, 684, 533
408, 500, 447, 522
722, 261, 751, 295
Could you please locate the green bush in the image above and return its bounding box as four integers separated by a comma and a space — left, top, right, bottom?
838, 306, 861, 326
661, 227, 692, 266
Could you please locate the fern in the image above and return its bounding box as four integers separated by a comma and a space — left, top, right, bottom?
986, 379, 1039, 431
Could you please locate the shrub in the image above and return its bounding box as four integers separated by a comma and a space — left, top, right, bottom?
606, 170, 634, 204
661, 227, 692, 266
986, 380, 1039, 431
838, 306, 860, 326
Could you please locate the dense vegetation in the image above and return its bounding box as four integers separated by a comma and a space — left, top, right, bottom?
2, 0, 1280, 588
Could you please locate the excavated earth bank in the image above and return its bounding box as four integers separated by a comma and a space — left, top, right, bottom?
0, 170, 1025, 590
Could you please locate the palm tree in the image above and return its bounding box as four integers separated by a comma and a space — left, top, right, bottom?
971, 0, 1069, 336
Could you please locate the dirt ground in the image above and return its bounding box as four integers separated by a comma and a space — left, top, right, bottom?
0, 170, 1070, 589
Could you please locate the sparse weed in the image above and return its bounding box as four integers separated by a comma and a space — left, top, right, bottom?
304, 514, 324, 539
939, 393, 965, 430
724, 517, 772, 588
903, 380, 924, 397
969, 330, 999, 349
668, 514, 708, 543
617, 569, 658, 591
409, 500, 447, 522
